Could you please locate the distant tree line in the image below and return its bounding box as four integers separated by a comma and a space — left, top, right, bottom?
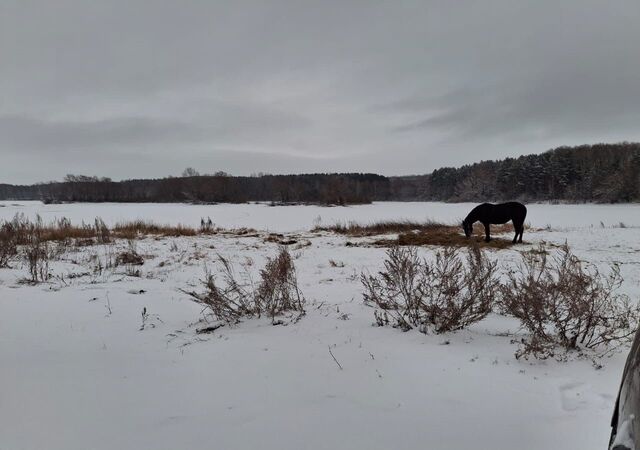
402, 142, 640, 203
0, 173, 390, 205
0, 143, 638, 204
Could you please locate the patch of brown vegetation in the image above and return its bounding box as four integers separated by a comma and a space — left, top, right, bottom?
264, 233, 299, 245
366, 222, 521, 249
0, 214, 221, 247
318, 221, 524, 249
113, 220, 198, 238
316, 220, 519, 238
392, 228, 515, 250
116, 251, 144, 266
313, 220, 446, 236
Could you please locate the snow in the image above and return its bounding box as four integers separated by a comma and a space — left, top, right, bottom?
1, 202, 639, 450
1, 200, 640, 231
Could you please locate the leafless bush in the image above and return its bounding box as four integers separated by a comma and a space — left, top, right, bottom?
185, 247, 304, 325
362, 245, 499, 333
23, 216, 51, 283
5, 213, 30, 245
501, 244, 640, 359
0, 222, 18, 267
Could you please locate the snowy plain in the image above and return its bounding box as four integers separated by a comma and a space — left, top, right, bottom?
1, 201, 640, 450
2, 200, 640, 231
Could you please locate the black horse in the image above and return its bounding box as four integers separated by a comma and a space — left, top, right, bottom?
462, 202, 527, 243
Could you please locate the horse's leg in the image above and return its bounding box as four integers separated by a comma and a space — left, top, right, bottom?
518, 224, 524, 243
483, 223, 491, 242
513, 220, 523, 243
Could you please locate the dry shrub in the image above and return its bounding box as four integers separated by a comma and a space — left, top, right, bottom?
0, 222, 18, 267
3, 213, 30, 245
256, 248, 304, 318
23, 216, 51, 283
362, 245, 499, 333
501, 244, 640, 359
185, 247, 304, 324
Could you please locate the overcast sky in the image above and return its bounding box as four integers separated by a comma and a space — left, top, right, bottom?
2, 1, 639, 184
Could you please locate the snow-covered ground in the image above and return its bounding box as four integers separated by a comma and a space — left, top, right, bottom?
1, 200, 640, 231
1, 202, 639, 450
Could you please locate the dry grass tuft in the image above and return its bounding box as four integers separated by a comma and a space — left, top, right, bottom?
184, 247, 304, 325
113, 221, 197, 238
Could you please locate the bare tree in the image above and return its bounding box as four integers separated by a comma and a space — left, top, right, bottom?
181, 167, 200, 177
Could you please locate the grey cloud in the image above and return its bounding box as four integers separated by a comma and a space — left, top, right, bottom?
0, 115, 201, 150
2, 0, 640, 183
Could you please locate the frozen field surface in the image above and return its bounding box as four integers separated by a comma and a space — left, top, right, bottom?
1, 202, 640, 450
1, 200, 640, 231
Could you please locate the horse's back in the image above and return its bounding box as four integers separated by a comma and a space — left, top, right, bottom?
499, 202, 527, 221
466, 201, 527, 224
480, 202, 526, 224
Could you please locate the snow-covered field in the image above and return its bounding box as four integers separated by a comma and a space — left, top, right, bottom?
1, 202, 639, 450
2, 200, 640, 231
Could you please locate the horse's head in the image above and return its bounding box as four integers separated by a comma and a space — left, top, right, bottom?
462, 220, 472, 238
